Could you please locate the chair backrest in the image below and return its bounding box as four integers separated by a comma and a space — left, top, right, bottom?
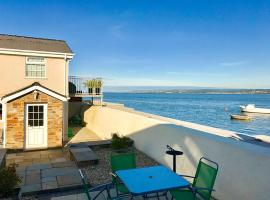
110, 152, 136, 172
192, 157, 218, 200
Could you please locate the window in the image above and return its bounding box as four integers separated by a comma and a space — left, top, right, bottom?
0, 103, 2, 120
25, 57, 46, 78
28, 105, 44, 127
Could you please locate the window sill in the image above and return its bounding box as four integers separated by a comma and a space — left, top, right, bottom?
25, 77, 48, 80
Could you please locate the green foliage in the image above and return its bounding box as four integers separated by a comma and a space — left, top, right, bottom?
0, 164, 21, 197
69, 115, 82, 126
111, 133, 134, 151
68, 128, 74, 138
84, 79, 103, 89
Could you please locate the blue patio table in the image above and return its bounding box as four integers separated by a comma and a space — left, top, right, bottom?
115, 165, 189, 198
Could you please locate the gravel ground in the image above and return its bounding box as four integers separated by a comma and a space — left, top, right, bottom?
82, 146, 160, 186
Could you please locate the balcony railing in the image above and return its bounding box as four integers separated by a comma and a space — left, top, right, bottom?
69, 76, 103, 97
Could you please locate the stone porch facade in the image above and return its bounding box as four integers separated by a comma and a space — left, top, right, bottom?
6, 91, 64, 149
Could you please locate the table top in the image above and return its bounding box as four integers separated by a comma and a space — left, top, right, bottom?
115, 165, 189, 195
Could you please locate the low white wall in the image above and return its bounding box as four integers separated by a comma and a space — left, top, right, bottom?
84, 106, 270, 200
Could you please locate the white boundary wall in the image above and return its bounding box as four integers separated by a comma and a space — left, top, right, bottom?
84, 106, 270, 200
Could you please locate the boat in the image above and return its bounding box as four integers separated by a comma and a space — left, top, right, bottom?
230, 114, 251, 120
240, 104, 270, 114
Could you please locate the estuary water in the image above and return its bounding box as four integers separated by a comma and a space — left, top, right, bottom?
104, 93, 270, 136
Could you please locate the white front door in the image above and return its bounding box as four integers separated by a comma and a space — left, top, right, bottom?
25, 104, 47, 149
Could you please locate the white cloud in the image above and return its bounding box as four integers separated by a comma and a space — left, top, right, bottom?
103, 77, 195, 87
165, 71, 227, 77
219, 61, 247, 66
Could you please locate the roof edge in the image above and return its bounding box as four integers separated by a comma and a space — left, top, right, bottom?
1, 82, 67, 102
0, 48, 74, 58
0, 34, 68, 43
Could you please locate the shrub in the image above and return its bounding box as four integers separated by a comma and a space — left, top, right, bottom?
0, 164, 21, 197
68, 128, 74, 138
111, 133, 134, 151
69, 115, 82, 126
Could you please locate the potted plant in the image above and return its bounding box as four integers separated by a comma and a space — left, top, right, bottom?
96, 80, 103, 94
111, 133, 134, 153
0, 164, 21, 198
84, 79, 95, 94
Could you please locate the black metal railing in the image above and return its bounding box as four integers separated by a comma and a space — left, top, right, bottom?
69, 76, 103, 96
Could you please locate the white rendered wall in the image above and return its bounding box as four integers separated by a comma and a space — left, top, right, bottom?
84, 106, 270, 200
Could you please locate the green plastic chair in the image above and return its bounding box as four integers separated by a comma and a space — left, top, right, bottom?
170, 157, 218, 200
110, 152, 136, 195
79, 169, 112, 200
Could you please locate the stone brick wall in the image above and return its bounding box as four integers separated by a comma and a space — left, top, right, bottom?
6, 91, 63, 149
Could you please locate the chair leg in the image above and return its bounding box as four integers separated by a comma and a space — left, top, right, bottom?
165, 191, 169, 200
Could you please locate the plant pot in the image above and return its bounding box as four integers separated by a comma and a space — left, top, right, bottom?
88, 88, 93, 94
111, 146, 134, 154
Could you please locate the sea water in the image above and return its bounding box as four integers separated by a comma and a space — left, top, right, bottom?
103, 93, 270, 136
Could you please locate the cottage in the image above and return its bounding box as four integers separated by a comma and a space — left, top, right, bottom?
0, 34, 74, 149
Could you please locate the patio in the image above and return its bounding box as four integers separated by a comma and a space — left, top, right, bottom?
2, 128, 162, 200
6, 149, 83, 196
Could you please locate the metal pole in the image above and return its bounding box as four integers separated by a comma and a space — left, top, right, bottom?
173, 155, 176, 172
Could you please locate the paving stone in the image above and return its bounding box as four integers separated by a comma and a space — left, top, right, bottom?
40, 154, 50, 158
27, 163, 51, 170
70, 147, 98, 166
14, 158, 24, 163
23, 158, 34, 163
42, 167, 80, 178
6, 153, 16, 158
16, 170, 26, 177
40, 151, 50, 155
16, 166, 26, 173
20, 184, 41, 194
42, 176, 57, 183
25, 173, 41, 185
34, 158, 51, 164
8, 155, 24, 159
42, 180, 58, 190
57, 174, 82, 187
51, 158, 67, 163
51, 193, 88, 200
20, 161, 33, 167
26, 169, 40, 175
51, 161, 76, 168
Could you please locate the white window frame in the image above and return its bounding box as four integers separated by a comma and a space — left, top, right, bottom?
25, 57, 47, 79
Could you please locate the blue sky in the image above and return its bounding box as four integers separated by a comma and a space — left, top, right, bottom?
0, 0, 270, 88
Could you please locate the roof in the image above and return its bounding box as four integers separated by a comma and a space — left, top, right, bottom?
1, 82, 67, 102
0, 34, 73, 54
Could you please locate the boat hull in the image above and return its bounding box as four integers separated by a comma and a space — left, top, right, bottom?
240, 106, 270, 114
230, 114, 251, 120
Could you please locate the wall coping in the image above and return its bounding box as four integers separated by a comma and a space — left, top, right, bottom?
103, 102, 270, 150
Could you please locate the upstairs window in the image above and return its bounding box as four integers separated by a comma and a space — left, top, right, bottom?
0, 103, 2, 120
25, 57, 46, 78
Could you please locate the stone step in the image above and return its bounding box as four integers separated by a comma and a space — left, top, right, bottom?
69, 147, 99, 167
0, 148, 7, 168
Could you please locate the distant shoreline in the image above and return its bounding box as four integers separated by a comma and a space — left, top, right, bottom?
105, 89, 270, 94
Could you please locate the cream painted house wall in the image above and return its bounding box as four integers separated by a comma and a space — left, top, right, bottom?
0, 54, 69, 97
84, 105, 270, 200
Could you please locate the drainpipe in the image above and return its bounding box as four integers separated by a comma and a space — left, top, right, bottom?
64, 53, 67, 97
63, 53, 67, 144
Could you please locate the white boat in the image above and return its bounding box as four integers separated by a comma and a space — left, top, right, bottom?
240, 104, 270, 114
